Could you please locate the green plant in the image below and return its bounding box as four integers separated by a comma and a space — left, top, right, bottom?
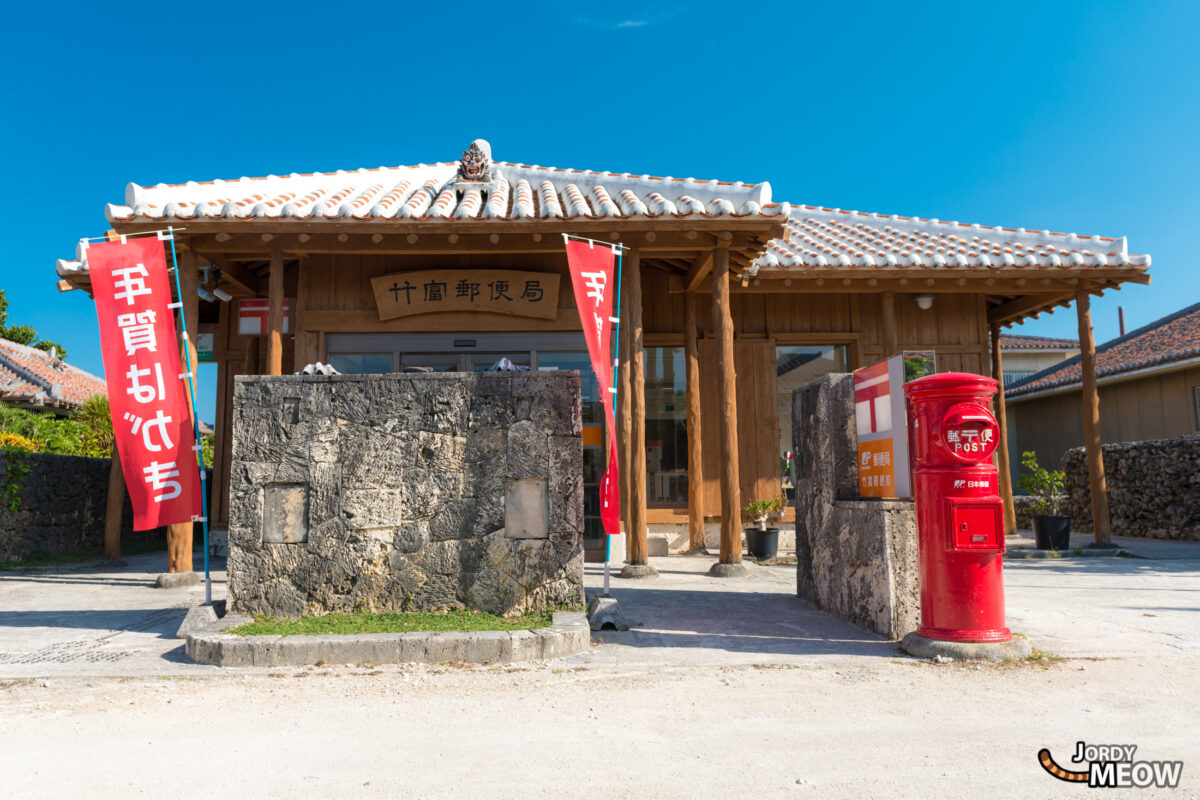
1017, 450, 1065, 516
1, 448, 33, 511
70, 395, 114, 458
744, 494, 786, 531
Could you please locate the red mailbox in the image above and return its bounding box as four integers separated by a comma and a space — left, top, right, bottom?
904, 372, 1011, 643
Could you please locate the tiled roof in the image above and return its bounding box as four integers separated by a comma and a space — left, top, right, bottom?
0, 338, 107, 411
1007, 301, 1200, 397
100, 140, 784, 225
752, 206, 1151, 272
998, 333, 1079, 351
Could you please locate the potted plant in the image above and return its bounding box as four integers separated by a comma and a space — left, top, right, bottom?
744, 495, 786, 560
1017, 450, 1071, 550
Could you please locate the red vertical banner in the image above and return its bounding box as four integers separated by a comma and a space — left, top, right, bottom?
87, 236, 200, 530
563, 238, 621, 535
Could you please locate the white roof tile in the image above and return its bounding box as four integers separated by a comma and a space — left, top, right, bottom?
752, 205, 1151, 272
104, 141, 781, 225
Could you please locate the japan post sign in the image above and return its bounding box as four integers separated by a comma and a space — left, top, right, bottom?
86, 237, 200, 530
854, 352, 935, 499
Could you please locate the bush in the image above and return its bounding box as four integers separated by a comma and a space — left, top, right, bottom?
0, 431, 37, 452
0, 394, 113, 458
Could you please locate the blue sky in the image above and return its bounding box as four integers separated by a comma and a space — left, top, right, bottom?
2, 1, 1196, 422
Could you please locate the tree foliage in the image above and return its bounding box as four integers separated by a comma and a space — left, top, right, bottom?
0, 289, 67, 359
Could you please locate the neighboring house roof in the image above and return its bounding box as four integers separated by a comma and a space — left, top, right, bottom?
752, 205, 1150, 272
998, 333, 1080, 351
96, 140, 784, 226
1007, 301, 1200, 398
0, 338, 107, 411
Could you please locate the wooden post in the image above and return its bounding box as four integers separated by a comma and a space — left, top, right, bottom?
103, 442, 124, 560
621, 247, 655, 577
882, 291, 899, 358
1076, 290, 1112, 545
684, 292, 706, 553
166, 248, 199, 573
990, 323, 1017, 536
267, 249, 284, 376
712, 245, 743, 567
618, 276, 632, 560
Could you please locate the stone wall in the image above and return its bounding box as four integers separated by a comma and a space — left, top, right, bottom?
227, 372, 585, 617
0, 451, 151, 561
792, 375, 919, 639
1063, 435, 1200, 540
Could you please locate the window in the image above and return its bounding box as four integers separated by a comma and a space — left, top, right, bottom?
777, 345, 850, 496
644, 347, 688, 505
327, 353, 393, 374
1194, 386, 1200, 430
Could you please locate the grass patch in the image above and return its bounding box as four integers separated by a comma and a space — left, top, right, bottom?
229, 608, 557, 637
0, 538, 167, 571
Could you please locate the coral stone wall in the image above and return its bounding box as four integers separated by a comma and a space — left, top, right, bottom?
792, 374, 919, 639
227, 372, 584, 617
1063, 435, 1200, 540
0, 451, 149, 562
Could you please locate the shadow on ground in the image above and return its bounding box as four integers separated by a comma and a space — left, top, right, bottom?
585, 560, 897, 660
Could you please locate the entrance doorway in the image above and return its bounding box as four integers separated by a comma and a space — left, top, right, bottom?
325, 333, 608, 559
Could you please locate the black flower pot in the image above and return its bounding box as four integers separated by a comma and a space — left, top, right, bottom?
744, 527, 780, 560
1033, 515, 1072, 550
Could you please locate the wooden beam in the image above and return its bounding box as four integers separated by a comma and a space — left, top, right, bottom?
684, 293, 706, 553
207, 253, 262, 295
103, 442, 124, 560
990, 323, 1017, 536
712, 246, 743, 566
300, 307, 583, 333
684, 250, 714, 293
988, 292, 1076, 326
1076, 290, 1112, 544
882, 291, 899, 358
624, 248, 653, 573
267, 249, 284, 376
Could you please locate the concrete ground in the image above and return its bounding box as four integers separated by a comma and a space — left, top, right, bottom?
2, 538, 1198, 798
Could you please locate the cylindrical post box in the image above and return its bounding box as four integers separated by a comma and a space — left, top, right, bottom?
904, 372, 1011, 642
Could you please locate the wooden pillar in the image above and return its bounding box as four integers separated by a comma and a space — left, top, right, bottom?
267, 249, 284, 376
882, 291, 899, 358
103, 442, 124, 560
622, 247, 653, 574
990, 323, 1017, 536
684, 292, 706, 553
1076, 290, 1112, 544
618, 275, 632, 559
166, 248, 198, 573
712, 245, 742, 565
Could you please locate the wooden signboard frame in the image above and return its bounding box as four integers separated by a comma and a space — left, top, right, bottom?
371, 270, 561, 321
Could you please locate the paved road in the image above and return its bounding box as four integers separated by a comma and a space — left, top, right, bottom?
1, 542, 1198, 798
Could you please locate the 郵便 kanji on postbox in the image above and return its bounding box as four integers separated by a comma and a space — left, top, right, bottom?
904, 372, 1011, 643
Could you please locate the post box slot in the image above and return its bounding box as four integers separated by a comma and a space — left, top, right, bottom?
945, 497, 1004, 553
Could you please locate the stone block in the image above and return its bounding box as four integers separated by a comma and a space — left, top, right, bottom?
263, 484, 308, 544
509, 629, 544, 662
505, 478, 549, 539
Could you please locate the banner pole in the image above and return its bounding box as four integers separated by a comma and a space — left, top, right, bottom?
165, 227, 212, 606
604, 245, 624, 597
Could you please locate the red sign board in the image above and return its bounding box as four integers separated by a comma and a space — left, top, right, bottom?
238, 298, 292, 335
563, 238, 620, 535
86, 236, 200, 530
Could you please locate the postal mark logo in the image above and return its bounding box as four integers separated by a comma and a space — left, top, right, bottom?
1039, 742, 1183, 789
